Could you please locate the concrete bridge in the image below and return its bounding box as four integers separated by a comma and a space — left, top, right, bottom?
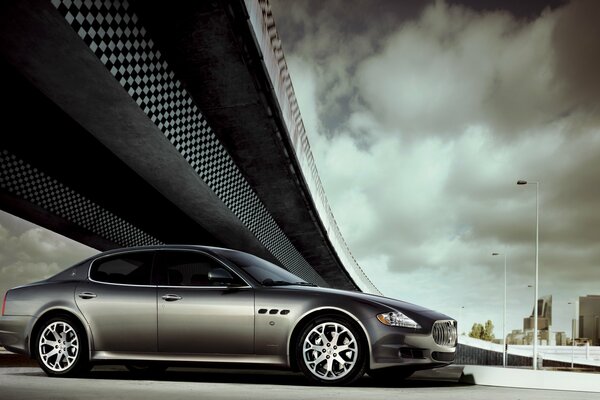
0, 0, 379, 293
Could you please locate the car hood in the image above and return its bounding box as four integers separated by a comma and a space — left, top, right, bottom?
276, 285, 453, 321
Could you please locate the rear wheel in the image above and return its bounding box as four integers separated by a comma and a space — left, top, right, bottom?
296, 315, 367, 385
35, 316, 88, 377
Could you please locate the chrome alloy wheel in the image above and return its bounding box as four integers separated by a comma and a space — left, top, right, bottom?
38, 321, 80, 372
302, 322, 358, 380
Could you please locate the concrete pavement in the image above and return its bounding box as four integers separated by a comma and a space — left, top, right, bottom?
1, 364, 599, 400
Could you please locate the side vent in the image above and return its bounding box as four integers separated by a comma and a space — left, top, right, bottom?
258, 308, 291, 315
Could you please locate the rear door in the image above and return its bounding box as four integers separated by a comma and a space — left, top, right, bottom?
156, 250, 255, 354
75, 251, 157, 353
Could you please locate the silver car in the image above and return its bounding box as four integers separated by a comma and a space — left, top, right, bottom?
0, 245, 457, 385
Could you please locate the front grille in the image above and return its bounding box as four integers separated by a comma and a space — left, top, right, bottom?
432, 320, 457, 347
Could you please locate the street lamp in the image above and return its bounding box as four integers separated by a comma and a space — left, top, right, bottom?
568, 301, 577, 368
517, 179, 540, 370
492, 252, 507, 368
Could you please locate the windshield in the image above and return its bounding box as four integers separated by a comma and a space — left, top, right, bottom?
216, 249, 316, 287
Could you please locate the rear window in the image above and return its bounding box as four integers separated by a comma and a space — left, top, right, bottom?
90, 251, 154, 285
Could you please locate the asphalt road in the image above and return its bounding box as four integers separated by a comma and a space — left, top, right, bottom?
1, 364, 599, 400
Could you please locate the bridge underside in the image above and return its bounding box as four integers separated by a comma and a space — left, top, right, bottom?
0, 0, 358, 290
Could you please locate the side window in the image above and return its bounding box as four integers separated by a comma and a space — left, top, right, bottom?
90, 252, 154, 285
157, 251, 245, 287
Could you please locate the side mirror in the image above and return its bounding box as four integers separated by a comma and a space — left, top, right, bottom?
208, 268, 234, 285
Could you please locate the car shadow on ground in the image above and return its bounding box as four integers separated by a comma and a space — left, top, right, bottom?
14, 364, 470, 388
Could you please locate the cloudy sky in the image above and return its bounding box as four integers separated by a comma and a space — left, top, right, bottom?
268, 0, 600, 335
0, 210, 97, 299
1, 0, 599, 338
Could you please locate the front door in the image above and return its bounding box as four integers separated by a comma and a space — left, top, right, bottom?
155, 250, 254, 354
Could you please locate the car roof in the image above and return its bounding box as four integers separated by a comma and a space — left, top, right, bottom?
96, 244, 235, 256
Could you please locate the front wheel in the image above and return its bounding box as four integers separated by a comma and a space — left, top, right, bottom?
35, 316, 88, 377
296, 315, 367, 385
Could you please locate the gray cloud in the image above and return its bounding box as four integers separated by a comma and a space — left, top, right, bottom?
355, 1, 572, 139
271, 0, 427, 136
552, 0, 600, 121
271, 0, 600, 334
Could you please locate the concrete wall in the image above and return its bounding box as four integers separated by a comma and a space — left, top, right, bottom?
457, 336, 600, 371
244, 0, 380, 294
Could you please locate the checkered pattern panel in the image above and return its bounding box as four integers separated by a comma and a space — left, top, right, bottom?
0, 150, 162, 247
50, 0, 327, 286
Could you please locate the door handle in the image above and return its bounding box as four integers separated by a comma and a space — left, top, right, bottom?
78, 292, 97, 299
161, 294, 182, 302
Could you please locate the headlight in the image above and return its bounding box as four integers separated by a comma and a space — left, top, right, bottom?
377, 311, 421, 329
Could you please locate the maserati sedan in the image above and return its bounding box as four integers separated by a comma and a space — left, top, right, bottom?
0, 245, 457, 385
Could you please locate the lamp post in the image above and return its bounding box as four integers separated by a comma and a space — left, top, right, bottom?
492, 252, 507, 368
568, 301, 577, 368
517, 179, 539, 370
526, 283, 536, 349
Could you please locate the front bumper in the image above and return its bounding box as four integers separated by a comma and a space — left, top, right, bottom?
0, 315, 35, 356
369, 321, 457, 370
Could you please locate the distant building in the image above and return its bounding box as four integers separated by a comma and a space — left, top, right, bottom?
579, 295, 600, 345
555, 331, 568, 346
507, 329, 527, 345
506, 295, 566, 346
507, 328, 567, 346
523, 295, 552, 331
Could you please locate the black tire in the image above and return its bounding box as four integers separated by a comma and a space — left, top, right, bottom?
35, 315, 89, 377
295, 315, 367, 385
367, 366, 414, 382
